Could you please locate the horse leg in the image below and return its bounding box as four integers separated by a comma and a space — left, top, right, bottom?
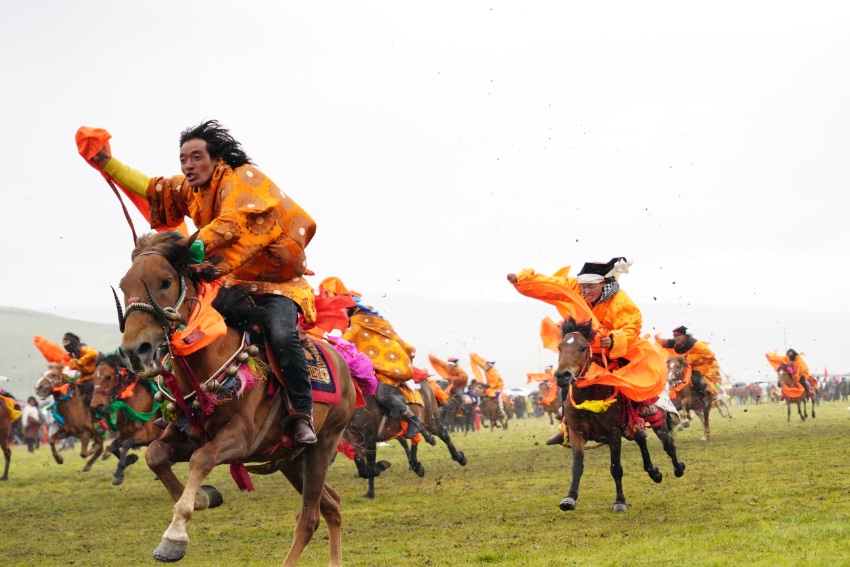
152, 428, 246, 563
112, 437, 137, 486
433, 421, 468, 467
81, 432, 103, 472
281, 432, 343, 567
651, 421, 686, 478
279, 467, 344, 567
810, 396, 816, 419
633, 432, 662, 483
787, 401, 792, 423
0, 443, 9, 481
701, 407, 710, 442
560, 432, 585, 511
49, 431, 65, 465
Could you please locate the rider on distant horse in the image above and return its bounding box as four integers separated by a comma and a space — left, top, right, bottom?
766, 348, 813, 396
469, 355, 507, 417
87, 120, 318, 445
508, 257, 664, 446
429, 355, 469, 401
320, 277, 432, 441
62, 332, 99, 406
655, 326, 718, 406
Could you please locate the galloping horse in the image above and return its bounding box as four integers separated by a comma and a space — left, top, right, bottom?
536, 381, 561, 426
666, 356, 717, 441
776, 364, 816, 423
35, 364, 103, 471
554, 318, 685, 512
470, 381, 509, 431
714, 382, 733, 419
345, 380, 466, 498
116, 232, 355, 566
90, 355, 162, 485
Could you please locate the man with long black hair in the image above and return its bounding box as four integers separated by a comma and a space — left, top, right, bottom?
89, 120, 318, 445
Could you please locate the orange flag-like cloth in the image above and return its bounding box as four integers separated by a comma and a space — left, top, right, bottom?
765, 350, 786, 371
512, 276, 600, 348
170, 281, 227, 356
34, 336, 70, 364
75, 126, 187, 236
576, 338, 668, 402
540, 316, 561, 353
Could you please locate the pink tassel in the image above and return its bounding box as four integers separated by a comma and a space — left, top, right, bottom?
236, 364, 259, 397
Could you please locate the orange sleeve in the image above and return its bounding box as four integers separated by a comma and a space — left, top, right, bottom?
428, 354, 451, 380
602, 292, 642, 359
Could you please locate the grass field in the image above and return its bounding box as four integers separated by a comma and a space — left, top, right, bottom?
2, 401, 849, 566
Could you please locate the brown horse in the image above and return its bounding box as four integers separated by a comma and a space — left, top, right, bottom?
666, 356, 717, 441
0, 395, 18, 480
35, 364, 103, 471
776, 364, 816, 423
537, 381, 560, 425
116, 232, 355, 566
554, 318, 686, 512
90, 355, 162, 485
470, 382, 509, 431
345, 380, 466, 498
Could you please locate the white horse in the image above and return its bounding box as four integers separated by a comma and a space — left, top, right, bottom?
713, 383, 733, 419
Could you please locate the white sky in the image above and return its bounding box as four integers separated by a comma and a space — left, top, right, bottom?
1, 2, 849, 382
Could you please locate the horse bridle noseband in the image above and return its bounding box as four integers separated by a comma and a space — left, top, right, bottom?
562, 332, 593, 380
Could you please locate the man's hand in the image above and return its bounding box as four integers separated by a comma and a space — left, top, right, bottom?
599, 336, 613, 349
506, 273, 517, 284
92, 146, 112, 167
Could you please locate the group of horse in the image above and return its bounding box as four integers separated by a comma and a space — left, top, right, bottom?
0, 232, 819, 566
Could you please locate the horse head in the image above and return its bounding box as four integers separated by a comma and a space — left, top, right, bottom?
776, 363, 794, 386
91, 355, 133, 415
35, 363, 65, 400
116, 232, 206, 377
666, 356, 689, 387
554, 317, 596, 389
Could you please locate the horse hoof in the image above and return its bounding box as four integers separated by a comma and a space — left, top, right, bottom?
457, 452, 468, 466
362, 492, 375, 499
55, 456, 64, 465
676, 425, 683, 432
153, 538, 187, 562
675, 462, 686, 478
411, 463, 425, 478
650, 469, 663, 484
81, 466, 91, 473
125, 454, 139, 466
199, 485, 224, 509
700, 436, 707, 442
111, 474, 124, 486
613, 502, 628, 513
559, 497, 577, 511
682, 421, 690, 429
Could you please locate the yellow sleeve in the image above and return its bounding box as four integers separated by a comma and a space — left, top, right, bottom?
103, 157, 151, 198
686, 342, 716, 372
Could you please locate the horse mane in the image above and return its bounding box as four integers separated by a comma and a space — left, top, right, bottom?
560, 317, 597, 342
132, 232, 265, 332
132, 232, 220, 283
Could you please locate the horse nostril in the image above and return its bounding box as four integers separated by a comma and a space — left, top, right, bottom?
137, 342, 153, 358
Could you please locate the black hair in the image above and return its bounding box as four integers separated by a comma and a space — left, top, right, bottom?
179, 120, 254, 169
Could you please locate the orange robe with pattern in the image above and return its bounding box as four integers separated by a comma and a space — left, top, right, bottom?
511, 267, 665, 402
765, 351, 817, 391
656, 337, 717, 382
145, 162, 317, 323
469, 354, 504, 398
428, 355, 469, 394
343, 309, 415, 387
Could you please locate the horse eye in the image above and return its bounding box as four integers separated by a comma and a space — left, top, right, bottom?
580, 346, 587, 353
161, 278, 172, 290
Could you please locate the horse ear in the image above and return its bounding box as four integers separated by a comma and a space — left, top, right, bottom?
177, 231, 201, 249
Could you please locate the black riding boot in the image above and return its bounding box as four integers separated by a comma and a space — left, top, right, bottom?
376, 383, 435, 445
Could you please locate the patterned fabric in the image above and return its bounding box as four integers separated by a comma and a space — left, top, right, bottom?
145, 162, 317, 323
343, 309, 415, 386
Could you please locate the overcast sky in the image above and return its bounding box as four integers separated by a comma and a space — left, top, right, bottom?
1, 2, 848, 382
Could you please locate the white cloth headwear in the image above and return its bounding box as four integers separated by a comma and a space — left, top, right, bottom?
576, 273, 605, 284
606, 258, 633, 281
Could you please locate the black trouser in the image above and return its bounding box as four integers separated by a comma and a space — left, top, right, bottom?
375, 382, 409, 418
255, 294, 312, 415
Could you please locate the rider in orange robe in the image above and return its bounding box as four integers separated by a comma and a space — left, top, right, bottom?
323, 277, 432, 441
508, 257, 667, 445
765, 348, 814, 396
62, 332, 99, 406
469, 354, 506, 416
655, 326, 718, 403
527, 365, 558, 408
85, 121, 318, 445
429, 355, 469, 398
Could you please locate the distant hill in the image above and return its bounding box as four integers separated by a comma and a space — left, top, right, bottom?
0, 307, 121, 398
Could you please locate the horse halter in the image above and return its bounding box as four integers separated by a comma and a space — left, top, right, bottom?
114, 251, 189, 336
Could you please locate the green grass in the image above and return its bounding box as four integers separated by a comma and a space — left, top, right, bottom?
2, 402, 849, 566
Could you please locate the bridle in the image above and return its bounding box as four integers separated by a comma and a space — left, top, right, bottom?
114, 251, 190, 336
559, 332, 593, 382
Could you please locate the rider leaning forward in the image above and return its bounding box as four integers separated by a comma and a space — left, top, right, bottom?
508, 257, 664, 446
88, 120, 318, 445
655, 326, 719, 404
